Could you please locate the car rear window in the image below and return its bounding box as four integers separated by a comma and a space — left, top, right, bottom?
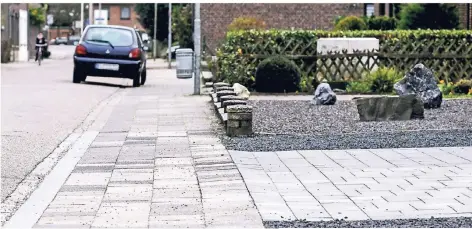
84, 27, 134, 47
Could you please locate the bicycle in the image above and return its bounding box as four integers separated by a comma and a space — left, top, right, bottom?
36, 44, 47, 66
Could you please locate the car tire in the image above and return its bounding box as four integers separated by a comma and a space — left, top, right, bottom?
73, 68, 85, 83
133, 72, 141, 87
140, 69, 146, 85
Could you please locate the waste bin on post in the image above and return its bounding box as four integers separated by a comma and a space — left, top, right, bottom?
176, 48, 193, 79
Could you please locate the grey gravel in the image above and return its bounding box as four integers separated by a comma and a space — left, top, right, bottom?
264, 217, 472, 228
221, 99, 472, 151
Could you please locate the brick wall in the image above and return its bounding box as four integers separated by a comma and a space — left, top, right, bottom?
456, 3, 472, 29
201, 3, 365, 52
94, 4, 143, 29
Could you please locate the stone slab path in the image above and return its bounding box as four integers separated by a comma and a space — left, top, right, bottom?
230, 147, 472, 222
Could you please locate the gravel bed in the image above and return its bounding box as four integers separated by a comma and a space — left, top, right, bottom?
264, 217, 472, 228
221, 99, 472, 151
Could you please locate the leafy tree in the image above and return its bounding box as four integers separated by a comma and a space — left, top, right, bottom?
172, 4, 193, 49
135, 4, 171, 41
398, 4, 460, 29
47, 4, 80, 27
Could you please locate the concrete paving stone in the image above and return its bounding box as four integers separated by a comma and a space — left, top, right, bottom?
250, 192, 286, 203
153, 180, 199, 189
205, 213, 263, 228
150, 203, 203, 216
448, 203, 472, 213
195, 163, 238, 172
194, 156, 234, 165
152, 197, 201, 205
102, 184, 152, 201
92, 202, 150, 228
89, 141, 124, 148
59, 185, 107, 192
314, 194, 352, 204
418, 148, 471, 165
55, 190, 105, 197
155, 158, 193, 166
275, 151, 303, 159
199, 179, 245, 187
78, 147, 121, 164
73, 165, 115, 173
267, 172, 300, 183
346, 149, 396, 168
64, 172, 111, 186
153, 188, 201, 199
110, 170, 153, 184
35, 216, 95, 227
148, 221, 204, 229
149, 214, 204, 222
280, 158, 313, 168
157, 131, 188, 137
273, 182, 306, 193
258, 207, 296, 221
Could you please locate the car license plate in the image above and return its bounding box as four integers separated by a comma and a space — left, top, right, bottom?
95, 63, 119, 71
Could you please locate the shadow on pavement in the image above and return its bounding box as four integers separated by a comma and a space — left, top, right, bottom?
83, 81, 131, 88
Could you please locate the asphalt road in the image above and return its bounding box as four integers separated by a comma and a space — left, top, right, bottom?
1, 45, 131, 201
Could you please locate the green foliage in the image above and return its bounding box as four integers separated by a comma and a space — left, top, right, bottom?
439, 81, 456, 95
135, 4, 173, 41
255, 56, 301, 93
364, 67, 403, 93
29, 5, 46, 27
228, 17, 267, 31
346, 81, 371, 94
398, 4, 460, 29
335, 16, 368, 31
47, 4, 80, 27
365, 16, 397, 30
172, 5, 193, 49
454, 79, 472, 94
215, 29, 472, 92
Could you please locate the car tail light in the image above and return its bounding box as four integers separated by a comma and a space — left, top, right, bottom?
75, 44, 87, 55
129, 48, 141, 59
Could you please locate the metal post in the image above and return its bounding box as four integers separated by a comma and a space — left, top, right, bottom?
153, 3, 157, 61
80, 3, 84, 34
193, 3, 201, 95
168, 3, 172, 69
98, 3, 102, 24
88, 3, 93, 25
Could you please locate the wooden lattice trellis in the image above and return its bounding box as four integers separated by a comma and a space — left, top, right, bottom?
229, 36, 472, 83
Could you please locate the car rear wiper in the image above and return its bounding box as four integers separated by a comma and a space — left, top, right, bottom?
86, 39, 114, 49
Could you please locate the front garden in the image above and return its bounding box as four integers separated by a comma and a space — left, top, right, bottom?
208, 5, 472, 152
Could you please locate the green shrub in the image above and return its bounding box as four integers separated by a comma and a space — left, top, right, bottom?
398, 4, 460, 29
335, 16, 368, 31
228, 17, 267, 31
454, 79, 472, 94
255, 56, 301, 93
439, 81, 456, 95
172, 5, 193, 49
365, 16, 397, 30
346, 81, 371, 94
364, 67, 404, 94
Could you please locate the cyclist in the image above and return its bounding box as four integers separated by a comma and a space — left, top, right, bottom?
35, 32, 47, 62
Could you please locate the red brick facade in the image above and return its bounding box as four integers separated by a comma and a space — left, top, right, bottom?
93, 4, 143, 30
457, 3, 472, 30
201, 3, 365, 52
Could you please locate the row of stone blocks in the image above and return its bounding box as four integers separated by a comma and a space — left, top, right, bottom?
210, 82, 253, 137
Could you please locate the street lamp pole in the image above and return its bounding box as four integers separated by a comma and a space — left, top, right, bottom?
153, 3, 157, 61
193, 3, 201, 95
88, 3, 93, 25
98, 3, 102, 24
168, 3, 172, 69
80, 3, 84, 34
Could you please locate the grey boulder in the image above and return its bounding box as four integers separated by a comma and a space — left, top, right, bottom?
312, 82, 337, 105
394, 64, 442, 108
355, 95, 425, 121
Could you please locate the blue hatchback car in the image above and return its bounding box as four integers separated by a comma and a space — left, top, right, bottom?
73, 25, 148, 87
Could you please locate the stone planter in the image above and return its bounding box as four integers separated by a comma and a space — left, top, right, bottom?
216, 90, 237, 102
226, 105, 253, 137
223, 100, 248, 113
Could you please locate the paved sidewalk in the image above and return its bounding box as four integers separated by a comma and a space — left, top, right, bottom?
5, 66, 263, 228
230, 147, 472, 222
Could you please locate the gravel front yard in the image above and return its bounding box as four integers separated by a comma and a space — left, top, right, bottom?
221, 99, 472, 151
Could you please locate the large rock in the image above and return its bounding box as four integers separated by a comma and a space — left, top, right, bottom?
355, 95, 425, 121
394, 64, 442, 108
312, 82, 337, 105
233, 83, 250, 99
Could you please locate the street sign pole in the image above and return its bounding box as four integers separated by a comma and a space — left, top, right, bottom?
168, 3, 172, 69
193, 3, 201, 95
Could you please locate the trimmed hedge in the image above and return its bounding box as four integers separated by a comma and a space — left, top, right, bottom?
255, 56, 301, 93
216, 29, 472, 92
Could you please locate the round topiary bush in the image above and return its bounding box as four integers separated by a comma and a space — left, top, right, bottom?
255, 56, 301, 93
335, 16, 368, 31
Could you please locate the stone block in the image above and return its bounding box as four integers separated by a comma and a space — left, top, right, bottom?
227, 125, 253, 137
226, 105, 253, 113
213, 82, 231, 90
223, 100, 248, 113
216, 91, 237, 102
215, 86, 234, 92
227, 112, 252, 121
354, 94, 424, 121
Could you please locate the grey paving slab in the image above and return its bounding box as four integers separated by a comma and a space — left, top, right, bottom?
232, 146, 472, 222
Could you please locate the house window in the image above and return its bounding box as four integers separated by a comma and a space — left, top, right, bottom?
120, 6, 130, 20
364, 3, 375, 17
